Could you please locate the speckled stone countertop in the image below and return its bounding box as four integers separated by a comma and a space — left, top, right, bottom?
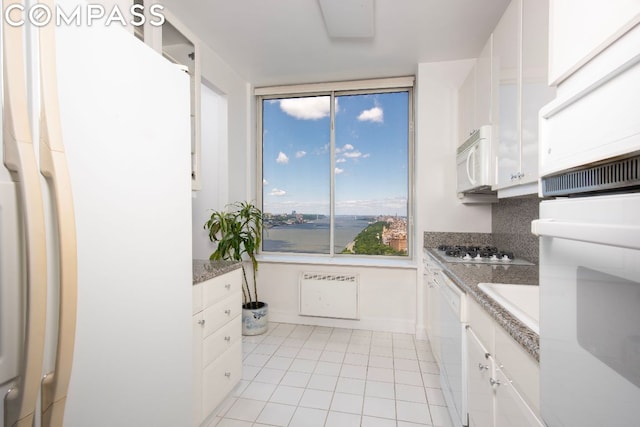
193, 260, 242, 285
425, 248, 540, 362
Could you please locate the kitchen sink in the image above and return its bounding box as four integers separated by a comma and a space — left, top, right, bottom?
478, 283, 539, 334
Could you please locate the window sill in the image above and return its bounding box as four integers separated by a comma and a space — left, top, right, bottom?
255, 254, 417, 270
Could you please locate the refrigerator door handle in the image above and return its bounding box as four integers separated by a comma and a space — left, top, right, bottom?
532, 219, 640, 250
37, 2, 79, 426
2, 2, 49, 426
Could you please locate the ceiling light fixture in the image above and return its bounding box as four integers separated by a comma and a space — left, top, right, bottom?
318, 0, 375, 39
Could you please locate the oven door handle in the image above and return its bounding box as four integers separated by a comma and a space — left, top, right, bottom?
532, 219, 640, 250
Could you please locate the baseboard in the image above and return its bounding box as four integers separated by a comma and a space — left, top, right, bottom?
415, 325, 429, 341
268, 310, 416, 334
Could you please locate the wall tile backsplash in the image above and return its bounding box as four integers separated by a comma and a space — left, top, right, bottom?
492, 195, 540, 264
423, 195, 540, 264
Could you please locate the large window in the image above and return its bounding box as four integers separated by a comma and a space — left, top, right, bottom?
258, 80, 413, 257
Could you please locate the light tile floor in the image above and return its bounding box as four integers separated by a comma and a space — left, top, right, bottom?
209, 323, 453, 427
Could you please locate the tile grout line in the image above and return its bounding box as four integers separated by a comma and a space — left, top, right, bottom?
216, 323, 445, 427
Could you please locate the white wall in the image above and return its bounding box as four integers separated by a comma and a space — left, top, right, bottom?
190, 43, 494, 334
258, 262, 417, 333
414, 60, 493, 236
199, 45, 253, 204
412, 60, 494, 337
191, 43, 252, 258
232, 61, 496, 336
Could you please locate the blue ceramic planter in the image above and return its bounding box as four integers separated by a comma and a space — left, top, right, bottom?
242, 302, 268, 335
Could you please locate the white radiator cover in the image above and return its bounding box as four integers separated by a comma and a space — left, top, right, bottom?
299, 272, 359, 320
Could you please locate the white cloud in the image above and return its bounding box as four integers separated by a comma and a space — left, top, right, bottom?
269, 188, 287, 196
362, 153, 371, 158
335, 197, 408, 216
343, 150, 362, 158
263, 178, 269, 185
336, 144, 354, 154
276, 152, 289, 164
279, 97, 338, 120
358, 106, 384, 123
336, 158, 346, 163
295, 150, 307, 158
335, 167, 344, 174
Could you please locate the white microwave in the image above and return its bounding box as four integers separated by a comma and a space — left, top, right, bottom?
456, 125, 492, 194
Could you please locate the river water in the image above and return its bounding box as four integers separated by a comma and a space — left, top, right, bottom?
262, 216, 371, 254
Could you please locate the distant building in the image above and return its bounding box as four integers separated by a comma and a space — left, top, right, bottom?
389, 237, 407, 252
381, 217, 408, 253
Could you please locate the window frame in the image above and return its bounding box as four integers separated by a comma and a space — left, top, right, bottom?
256, 77, 415, 260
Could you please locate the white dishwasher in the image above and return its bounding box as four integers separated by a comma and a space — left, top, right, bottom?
437, 271, 468, 427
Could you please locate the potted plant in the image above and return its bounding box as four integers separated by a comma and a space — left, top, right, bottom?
204, 201, 268, 335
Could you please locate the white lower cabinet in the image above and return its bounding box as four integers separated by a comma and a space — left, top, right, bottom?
466, 299, 543, 427
494, 367, 544, 427
192, 268, 242, 426
466, 327, 494, 427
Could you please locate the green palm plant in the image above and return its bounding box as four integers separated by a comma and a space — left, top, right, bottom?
204, 201, 263, 308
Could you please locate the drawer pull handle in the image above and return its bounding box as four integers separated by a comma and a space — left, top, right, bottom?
489, 378, 501, 387
224, 309, 231, 315
224, 372, 231, 378
478, 363, 489, 371
224, 336, 231, 342
197, 319, 205, 326
225, 284, 231, 289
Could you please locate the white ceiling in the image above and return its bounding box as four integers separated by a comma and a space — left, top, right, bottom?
160, 0, 511, 87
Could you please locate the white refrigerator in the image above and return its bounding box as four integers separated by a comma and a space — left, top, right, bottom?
1, 1, 193, 426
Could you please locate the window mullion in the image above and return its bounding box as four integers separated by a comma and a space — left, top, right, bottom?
329, 91, 336, 256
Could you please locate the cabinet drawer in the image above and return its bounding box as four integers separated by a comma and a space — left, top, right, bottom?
203, 341, 242, 419
467, 298, 495, 353
203, 315, 241, 368
203, 291, 241, 337
495, 326, 540, 413
203, 268, 242, 309
495, 368, 544, 427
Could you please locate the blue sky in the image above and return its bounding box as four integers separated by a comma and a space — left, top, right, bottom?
262, 91, 408, 216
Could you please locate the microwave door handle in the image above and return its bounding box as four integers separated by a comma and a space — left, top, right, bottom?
2, 6, 49, 427
532, 219, 640, 250
466, 147, 476, 185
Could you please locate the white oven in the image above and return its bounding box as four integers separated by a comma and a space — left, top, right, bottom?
534, 16, 640, 426
533, 194, 640, 426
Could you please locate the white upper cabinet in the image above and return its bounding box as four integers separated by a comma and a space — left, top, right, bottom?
458, 37, 493, 146
493, 0, 520, 189
493, 0, 556, 196
475, 37, 493, 131
459, 60, 477, 145
548, 0, 640, 86
520, 0, 557, 185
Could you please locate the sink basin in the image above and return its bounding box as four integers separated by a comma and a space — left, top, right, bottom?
478, 283, 539, 334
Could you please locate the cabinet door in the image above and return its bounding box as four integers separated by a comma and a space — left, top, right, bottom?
203, 341, 243, 420
494, 0, 521, 188
520, 0, 556, 185
548, 0, 640, 85
466, 327, 495, 427
494, 368, 544, 427
459, 63, 477, 145
475, 36, 493, 128
192, 313, 204, 426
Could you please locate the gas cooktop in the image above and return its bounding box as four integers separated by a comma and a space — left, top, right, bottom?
436, 245, 534, 266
